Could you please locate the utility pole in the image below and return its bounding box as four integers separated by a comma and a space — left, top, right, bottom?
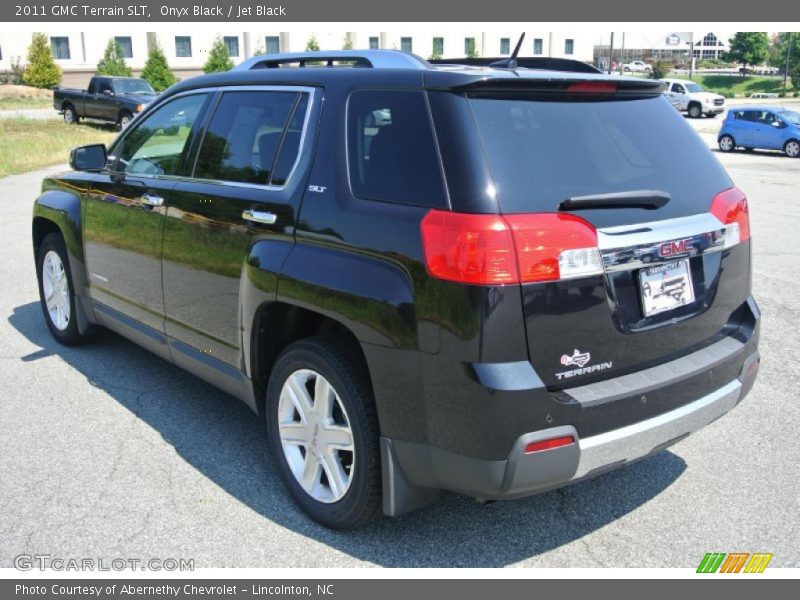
619, 32, 625, 75
609, 32, 614, 74
689, 32, 694, 80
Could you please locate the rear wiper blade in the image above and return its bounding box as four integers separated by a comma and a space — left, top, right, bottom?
559, 190, 671, 211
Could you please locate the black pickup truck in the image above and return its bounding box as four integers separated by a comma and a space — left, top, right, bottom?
54, 76, 157, 129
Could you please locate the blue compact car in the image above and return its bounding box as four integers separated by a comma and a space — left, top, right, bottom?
718, 106, 800, 157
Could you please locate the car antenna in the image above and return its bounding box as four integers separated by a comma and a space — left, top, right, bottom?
490, 33, 525, 69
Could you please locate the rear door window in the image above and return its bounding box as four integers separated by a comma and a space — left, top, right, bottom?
347, 90, 446, 207
466, 94, 731, 224
193, 90, 304, 185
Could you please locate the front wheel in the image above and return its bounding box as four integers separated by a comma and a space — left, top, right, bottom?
785, 139, 800, 158
266, 337, 381, 529
118, 111, 133, 130
718, 135, 736, 153
688, 104, 702, 118
36, 233, 87, 345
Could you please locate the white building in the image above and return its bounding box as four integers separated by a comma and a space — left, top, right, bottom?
0, 30, 594, 87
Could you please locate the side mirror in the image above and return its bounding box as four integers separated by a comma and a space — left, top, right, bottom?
70, 144, 107, 171
103, 89, 114, 96
772, 121, 783, 128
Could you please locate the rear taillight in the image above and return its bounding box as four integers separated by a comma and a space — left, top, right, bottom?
711, 187, 750, 248
420, 210, 602, 285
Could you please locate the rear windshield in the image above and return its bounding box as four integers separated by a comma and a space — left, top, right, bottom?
467, 95, 731, 221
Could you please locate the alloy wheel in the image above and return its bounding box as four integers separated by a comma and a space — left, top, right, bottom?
42, 250, 70, 331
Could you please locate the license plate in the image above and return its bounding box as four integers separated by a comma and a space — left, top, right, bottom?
640, 259, 695, 317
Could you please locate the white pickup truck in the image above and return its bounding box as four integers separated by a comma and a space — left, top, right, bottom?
660, 78, 726, 118
622, 60, 652, 73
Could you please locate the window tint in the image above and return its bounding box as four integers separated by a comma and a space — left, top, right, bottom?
467, 94, 731, 220
347, 90, 446, 207
97, 79, 112, 94
755, 111, 776, 124
271, 94, 309, 186
116, 93, 208, 177
194, 91, 302, 185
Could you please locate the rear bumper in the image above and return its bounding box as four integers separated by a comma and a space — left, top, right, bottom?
382, 336, 760, 515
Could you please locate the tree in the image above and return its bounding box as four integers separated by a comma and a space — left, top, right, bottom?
770, 33, 800, 90
22, 33, 62, 89
726, 32, 770, 77
97, 39, 132, 77
342, 34, 353, 50
650, 60, 670, 80
253, 42, 266, 56
306, 35, 320, 52
141, 40, 177, 92
203, 36, 234, 74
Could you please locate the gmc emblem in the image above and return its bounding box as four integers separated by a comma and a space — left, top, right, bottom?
659, 239, 695, 257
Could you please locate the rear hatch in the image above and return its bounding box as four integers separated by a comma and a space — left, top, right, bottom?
427, 75, 752, 388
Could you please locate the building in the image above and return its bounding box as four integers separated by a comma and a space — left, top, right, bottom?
0, 31, 594, 87
593, 31, 733, 68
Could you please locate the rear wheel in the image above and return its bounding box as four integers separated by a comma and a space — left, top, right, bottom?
718, 135, 736, 153
265, 337, 381, 529
63, 104, 79, 124
785, 139, 800, 158
688, 103, 702, 118
36, 233, 86, 345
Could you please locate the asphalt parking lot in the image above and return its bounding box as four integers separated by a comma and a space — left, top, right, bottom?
1, 120, 798, 568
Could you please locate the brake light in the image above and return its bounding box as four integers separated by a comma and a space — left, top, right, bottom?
524, 435, 575, 454
420, 210, 603, 285
710, 187, 750, 248
566, 81, 617, 94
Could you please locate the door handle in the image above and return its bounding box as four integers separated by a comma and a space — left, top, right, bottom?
141, 192, 164, 207
242, 209, 277, 225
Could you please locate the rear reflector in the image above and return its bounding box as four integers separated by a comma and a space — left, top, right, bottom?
710, 187, 750, 248
524, 436, 576, 454
420, 210, 602, 285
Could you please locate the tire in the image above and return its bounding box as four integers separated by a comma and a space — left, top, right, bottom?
36, 233, 86, 345
118, 111, 133, 130
718, 135, 736, 153
63, 104, 79, 124
784, 139, 800, 158
265, 337, 381, 529
688, 103, 702, 118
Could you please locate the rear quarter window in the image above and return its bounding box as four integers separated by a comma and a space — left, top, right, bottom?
347, 90, 447, 208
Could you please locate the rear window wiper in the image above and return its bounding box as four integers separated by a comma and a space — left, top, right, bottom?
559, 190, 671, 211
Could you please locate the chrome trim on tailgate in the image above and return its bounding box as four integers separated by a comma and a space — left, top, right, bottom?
597, 212, 727, 272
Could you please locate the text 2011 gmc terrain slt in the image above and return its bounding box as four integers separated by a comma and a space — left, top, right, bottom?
32, 50, 760, 529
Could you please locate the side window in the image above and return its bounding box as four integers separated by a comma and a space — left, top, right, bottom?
115, 93, 209, 177
193, 90, 303, 185
98, 79, 113, 95
670, 83, 685, 93
347, 90, 446, 207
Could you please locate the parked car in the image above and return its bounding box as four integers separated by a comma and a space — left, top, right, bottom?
660, 78, 726, 118
718, 107, 800, 157
33, 51, 760, 529
623, 60, 652, 74
54, 76, 157, 129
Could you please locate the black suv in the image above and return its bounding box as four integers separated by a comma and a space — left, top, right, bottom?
32, 50, 760, 529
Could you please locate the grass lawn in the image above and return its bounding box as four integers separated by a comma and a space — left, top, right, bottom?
672, 73, 797, 96
0, 84, 53, 111
0, 119, 117, 178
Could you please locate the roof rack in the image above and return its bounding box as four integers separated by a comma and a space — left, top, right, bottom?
429, 57, 601, 74
234, 50, 430, 71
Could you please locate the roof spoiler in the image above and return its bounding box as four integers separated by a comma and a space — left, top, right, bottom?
429, 57, 601, 74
